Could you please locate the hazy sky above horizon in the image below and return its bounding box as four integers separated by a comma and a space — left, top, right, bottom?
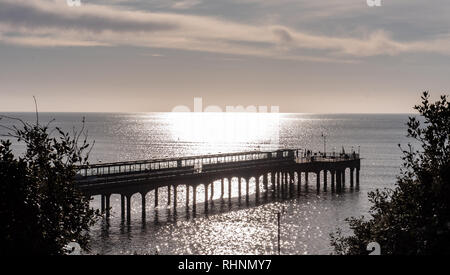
0, 0, 449, 113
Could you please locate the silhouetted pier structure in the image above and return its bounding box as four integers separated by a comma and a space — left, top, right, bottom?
75, 149, 360, 223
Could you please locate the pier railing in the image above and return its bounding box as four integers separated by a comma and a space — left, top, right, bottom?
75, 149, 359, 185
295, 152, 359, 163
76, 149, 293, 180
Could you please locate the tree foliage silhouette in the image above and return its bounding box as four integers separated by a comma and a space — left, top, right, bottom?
331, 92, 450, 255
0, 114, 99, 255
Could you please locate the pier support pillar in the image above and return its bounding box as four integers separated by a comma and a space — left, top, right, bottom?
121, 194, 125, 220
271, 172, 276, 197
141, 192, 146, 221
204, 184, 209, 210
264, 173, 269, 193
305, 172, 309, 190
167, 185, 171, 206
350, 168, 354, 188
238, 178, 242, 199
221, 179, 224, 198
288, 172, 292, 190
275, 172, 278, 195
154, 188, 159, 208
285, 172, 289, 189
271, 172, 275, 190
193, 186, 197, 208
287, 172, 290, 194
297, 171, 302, 195
323, 170, 328, 191
316, 171, 320, 192
210, 182, 214, 200
173, 185, 177, 209
101, 195, 105, 214
356, 168, 360, 187
228, 178, 232, 200
336, 170, 342, 192
126, 195, 131, 224
186, 185, 190, 208
105, 194, 111, 219
288, 172, 291, 193
280, 172, 284, 196
246, 177, 250, 201
290, 172, 294, 194
256, 177, 260, 199
277, 172, 284, 194
342, 170, 346, 186
280, 171, 284, 189
331, 171, 336, 192
286, 173, 290, 195
280, 172, 285, 195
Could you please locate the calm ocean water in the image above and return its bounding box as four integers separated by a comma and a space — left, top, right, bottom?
0, 112, 414, 254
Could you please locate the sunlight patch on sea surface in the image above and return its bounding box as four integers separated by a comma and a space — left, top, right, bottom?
167, 112, 281, 154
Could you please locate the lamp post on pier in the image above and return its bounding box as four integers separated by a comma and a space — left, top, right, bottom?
321, 132, 327, 156
275, 206, 286, 255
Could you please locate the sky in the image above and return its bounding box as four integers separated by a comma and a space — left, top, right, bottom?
0, 0, 449, 113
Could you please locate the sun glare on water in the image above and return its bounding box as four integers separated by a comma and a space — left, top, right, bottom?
167, 112, 281, 150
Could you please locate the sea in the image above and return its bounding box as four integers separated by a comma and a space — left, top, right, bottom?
0, 112, 416, 255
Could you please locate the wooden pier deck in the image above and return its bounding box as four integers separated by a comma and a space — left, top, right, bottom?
75, 149, 361, 222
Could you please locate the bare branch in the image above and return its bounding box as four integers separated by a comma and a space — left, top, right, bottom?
0, 134, 20, 139
33, 96, 39, 126
85, 140, 95, 162
45, 118, 56, 129
0, 115, 29, 128
75, 117, 86, 144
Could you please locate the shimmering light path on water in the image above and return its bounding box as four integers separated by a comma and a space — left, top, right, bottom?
0, 112, 413, 254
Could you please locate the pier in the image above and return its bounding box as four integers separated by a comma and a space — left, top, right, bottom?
75, 149, 361, 223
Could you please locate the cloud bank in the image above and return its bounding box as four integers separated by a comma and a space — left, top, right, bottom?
1, 0, 450, 62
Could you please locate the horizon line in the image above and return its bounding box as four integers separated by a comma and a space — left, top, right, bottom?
0, 111, 418, 115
